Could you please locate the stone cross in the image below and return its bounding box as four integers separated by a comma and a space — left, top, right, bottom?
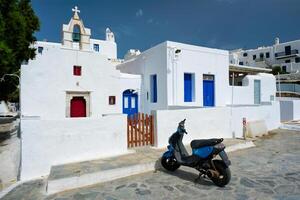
72, 6, 80, 19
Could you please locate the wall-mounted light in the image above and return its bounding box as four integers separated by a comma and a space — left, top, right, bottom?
175, 49, 181, 54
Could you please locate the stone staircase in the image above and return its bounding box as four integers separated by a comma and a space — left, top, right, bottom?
46, 147, 164, 194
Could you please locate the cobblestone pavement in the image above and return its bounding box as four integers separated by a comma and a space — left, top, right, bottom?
2, 129, 300, 200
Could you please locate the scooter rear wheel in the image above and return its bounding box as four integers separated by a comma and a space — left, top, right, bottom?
210, 160, 231, 187
161, 156, 180, 171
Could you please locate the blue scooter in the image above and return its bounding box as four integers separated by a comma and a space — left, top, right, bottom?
161, 119, 231, 187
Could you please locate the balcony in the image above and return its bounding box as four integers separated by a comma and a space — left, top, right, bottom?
275, 49, 299, 59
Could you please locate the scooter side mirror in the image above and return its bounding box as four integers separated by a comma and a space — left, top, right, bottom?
179, 119, 186, 126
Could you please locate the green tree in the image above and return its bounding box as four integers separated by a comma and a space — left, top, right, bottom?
272, 66, 282, 75
0, 0, 39, 102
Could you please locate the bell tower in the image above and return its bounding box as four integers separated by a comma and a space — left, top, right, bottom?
106, 28, 115, 42
62, 6, 91, 50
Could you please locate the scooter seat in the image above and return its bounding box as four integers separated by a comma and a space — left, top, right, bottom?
190, 138, 223, 149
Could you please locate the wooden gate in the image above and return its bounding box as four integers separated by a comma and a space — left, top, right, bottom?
127, 113, 154, 147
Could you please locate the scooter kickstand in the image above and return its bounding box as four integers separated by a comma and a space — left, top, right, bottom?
194, 173, 203, 183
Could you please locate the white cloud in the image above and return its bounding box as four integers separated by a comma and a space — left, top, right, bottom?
115, 24, 135, 37
135, 9, 143, 17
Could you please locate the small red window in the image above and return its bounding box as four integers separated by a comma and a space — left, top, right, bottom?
73, 66, 81, 76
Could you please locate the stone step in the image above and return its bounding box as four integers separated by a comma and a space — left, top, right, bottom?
280, 124, 300, 131
46, 148, 163, 195
46, 139, 255, 195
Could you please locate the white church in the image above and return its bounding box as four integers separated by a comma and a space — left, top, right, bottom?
20, 7, 280, 181
21, 6, 140, 119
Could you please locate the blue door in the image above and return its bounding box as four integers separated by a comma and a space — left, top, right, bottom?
123, 90, 138, 116
203, 75, 215, 107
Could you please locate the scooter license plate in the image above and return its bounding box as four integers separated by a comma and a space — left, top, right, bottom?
219, 150, 231, 166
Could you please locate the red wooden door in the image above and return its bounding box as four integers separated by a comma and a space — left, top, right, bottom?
70, 97, 86, 117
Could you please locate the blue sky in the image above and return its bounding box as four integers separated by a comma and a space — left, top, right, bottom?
32, 0, 300, 58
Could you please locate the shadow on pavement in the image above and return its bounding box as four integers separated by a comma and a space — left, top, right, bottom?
154, 158, 214, 186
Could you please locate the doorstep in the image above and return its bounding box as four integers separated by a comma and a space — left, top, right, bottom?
280, 120, 300, 131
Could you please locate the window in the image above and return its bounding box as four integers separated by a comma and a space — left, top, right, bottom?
72, 25, 81, 42
150, 74, 157, 103
282, 66, 286, 72
131, 98, 136, 108
243, 52, 248, 57
184, 73, 195, 102
285, 46, 291, 55
124, 97, 129, 108
266, 52, 270, 58
38, 46, 43, 54
73, 66, 81, 76
296, 57, 300, 63
93, 44, 99, 52
285, 59, 291, 63
239, 61, 244, 65
253, 55, 256, 60
259, 53, 264, 58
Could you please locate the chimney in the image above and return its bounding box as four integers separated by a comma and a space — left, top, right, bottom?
274, 37, 280, 45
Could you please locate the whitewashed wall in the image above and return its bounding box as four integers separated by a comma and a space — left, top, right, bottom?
230, 86, 253, 105
230, 101, 280, 138
229, 73, 276, 105
294, 101, 300, 120
90, 39, 117, 59
153, 102, 280, 148
166, 41, 230, 107
153, 107, 231, 148
21, 114, 128, 181
117, 42, 168, 114
119, 73, 142, 111
21, 42, 122, 119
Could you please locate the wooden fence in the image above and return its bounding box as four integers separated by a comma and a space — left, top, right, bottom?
127, 113, 154, 147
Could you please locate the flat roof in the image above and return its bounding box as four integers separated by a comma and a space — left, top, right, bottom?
229, 64, 272, 73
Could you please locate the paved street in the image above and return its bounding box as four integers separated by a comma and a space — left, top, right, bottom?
2, 129, 300, 200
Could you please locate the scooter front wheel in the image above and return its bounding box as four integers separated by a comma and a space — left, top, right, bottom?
161, 156, 180, 171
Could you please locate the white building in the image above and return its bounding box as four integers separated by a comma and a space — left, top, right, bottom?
230, 38, 300, 73
117, 41, 277, 114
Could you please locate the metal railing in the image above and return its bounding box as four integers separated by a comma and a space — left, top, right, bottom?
275, 49, 299, 58
276, 83, 300, 93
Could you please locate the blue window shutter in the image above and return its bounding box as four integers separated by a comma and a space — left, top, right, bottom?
153, 75, 157, 102
151, 74, 157, 103
184, 73, 192, 102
